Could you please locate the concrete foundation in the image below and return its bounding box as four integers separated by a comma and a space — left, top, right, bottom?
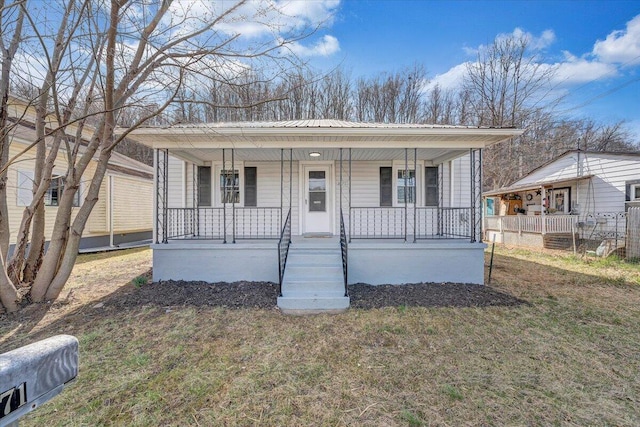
349, 240, 487, 285
152, 241, 279, 283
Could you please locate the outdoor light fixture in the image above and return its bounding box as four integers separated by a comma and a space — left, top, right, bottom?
309, 151, 321, 157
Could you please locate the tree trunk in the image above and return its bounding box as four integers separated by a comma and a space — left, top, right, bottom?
0, 256, 19, 312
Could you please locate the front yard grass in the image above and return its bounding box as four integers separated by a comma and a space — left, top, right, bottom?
1, 246, 639, 426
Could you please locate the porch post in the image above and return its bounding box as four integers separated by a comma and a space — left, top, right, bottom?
349, 148, 352, 243
413, 148, 417, 243
232, 148, 236, 244
154, 148, 169, 244
289, 148, 293, 216
339, 148, 343, 214
280, 148, 283, 230
541, 186, 546, 235
193, 163, 199, 237
404, 148, 408, 242
222, 149, 227, 243
470, 148, 482, 243
438, 162, 443, 236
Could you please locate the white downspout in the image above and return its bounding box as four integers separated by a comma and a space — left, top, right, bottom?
109, 175, 114, 247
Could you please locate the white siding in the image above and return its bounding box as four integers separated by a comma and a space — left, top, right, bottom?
112, 175, 154, 232
168, 155, 185, 208
449, 155, 471, 207
513, 152, 640, 214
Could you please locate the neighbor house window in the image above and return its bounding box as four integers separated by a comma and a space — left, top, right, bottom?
548, 188, 570, 214
425, 166, 438, 206
220, 169, 240, 204
197, 166, 211, 207
631, 184, 640, 201
17, 170, 80, 207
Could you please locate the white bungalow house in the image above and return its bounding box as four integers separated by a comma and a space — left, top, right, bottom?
128, 120, 521, 312
483, 150, 640, 253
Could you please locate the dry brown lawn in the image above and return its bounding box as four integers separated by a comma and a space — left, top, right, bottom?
1, 245, 639, 426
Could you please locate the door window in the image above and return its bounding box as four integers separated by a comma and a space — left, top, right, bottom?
308, 171, 326, 212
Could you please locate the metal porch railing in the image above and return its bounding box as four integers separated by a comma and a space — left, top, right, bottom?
349, 206, 473, 240
166, 207, 282, 240
277, 208, 292, 297
340, 209, 348, 297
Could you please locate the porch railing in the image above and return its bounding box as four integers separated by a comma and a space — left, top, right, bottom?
167, 208, 223, 240
166, 207, 281, 240
349, 206, 472, 240
234, 207, 282, 239
277, 208, 292, 297
340, 209, 348, 297
484, 214, 579, 234
415, 207, 472, 239
349, 207, 405, 239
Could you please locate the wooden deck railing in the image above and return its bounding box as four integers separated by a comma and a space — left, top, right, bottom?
484, 214, 579, 234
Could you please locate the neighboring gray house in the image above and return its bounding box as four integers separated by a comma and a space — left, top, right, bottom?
484, 150, 640, 251
128, 120, 521, 312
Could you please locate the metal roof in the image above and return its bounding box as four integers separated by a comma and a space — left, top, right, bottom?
161, 119, 492, 130
483, 175, 594, 197
124, 120, 523, 150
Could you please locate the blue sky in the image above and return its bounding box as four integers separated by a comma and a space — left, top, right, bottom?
292, 0, 640, 141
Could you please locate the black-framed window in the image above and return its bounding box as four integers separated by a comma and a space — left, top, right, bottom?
425, 166, 438, 206
626, 179, 640, 201
197, 166, 211, 207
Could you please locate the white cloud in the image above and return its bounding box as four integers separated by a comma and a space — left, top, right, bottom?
551, 54, 618, 85
506, 28, 556, 50
593, 14, 640, 65
288, 35, 340, 57
424, 62, 469, 91
166, 0, 340, 39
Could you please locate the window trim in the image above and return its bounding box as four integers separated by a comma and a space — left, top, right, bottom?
632, 184, 640, 201
627, 180, 640, 202
547, 187, 571, 214
213, 162, 247, 207
391, 161, 423, 207
17, 169, 81, 208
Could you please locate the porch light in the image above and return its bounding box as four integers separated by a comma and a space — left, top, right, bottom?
309, 151, 321, 157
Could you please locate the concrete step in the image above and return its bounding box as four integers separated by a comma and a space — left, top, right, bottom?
285, 265, 343, 280
285, 254, 342, 267
278, 242, 349, 313
277, 295, 350, 314
282, 280, 345, 294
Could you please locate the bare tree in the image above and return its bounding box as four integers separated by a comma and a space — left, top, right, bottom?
464, 33, 558, 189
0, 0, 327, 312
0, 0, 24, 312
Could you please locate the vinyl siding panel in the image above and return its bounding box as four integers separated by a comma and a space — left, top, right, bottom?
168, 155, 185, 208
112, 175, 154, 232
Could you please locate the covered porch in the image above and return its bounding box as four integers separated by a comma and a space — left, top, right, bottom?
129, 121, 522, 311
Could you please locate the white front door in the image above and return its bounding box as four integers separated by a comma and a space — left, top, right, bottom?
302, 164, 332, 234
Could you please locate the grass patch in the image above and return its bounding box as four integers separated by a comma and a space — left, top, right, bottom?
1, 245, 640, 425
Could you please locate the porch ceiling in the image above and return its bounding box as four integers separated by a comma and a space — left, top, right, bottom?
169, 147, 469, 164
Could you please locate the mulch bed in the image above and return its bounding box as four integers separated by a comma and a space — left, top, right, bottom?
108, 280, 525, 310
